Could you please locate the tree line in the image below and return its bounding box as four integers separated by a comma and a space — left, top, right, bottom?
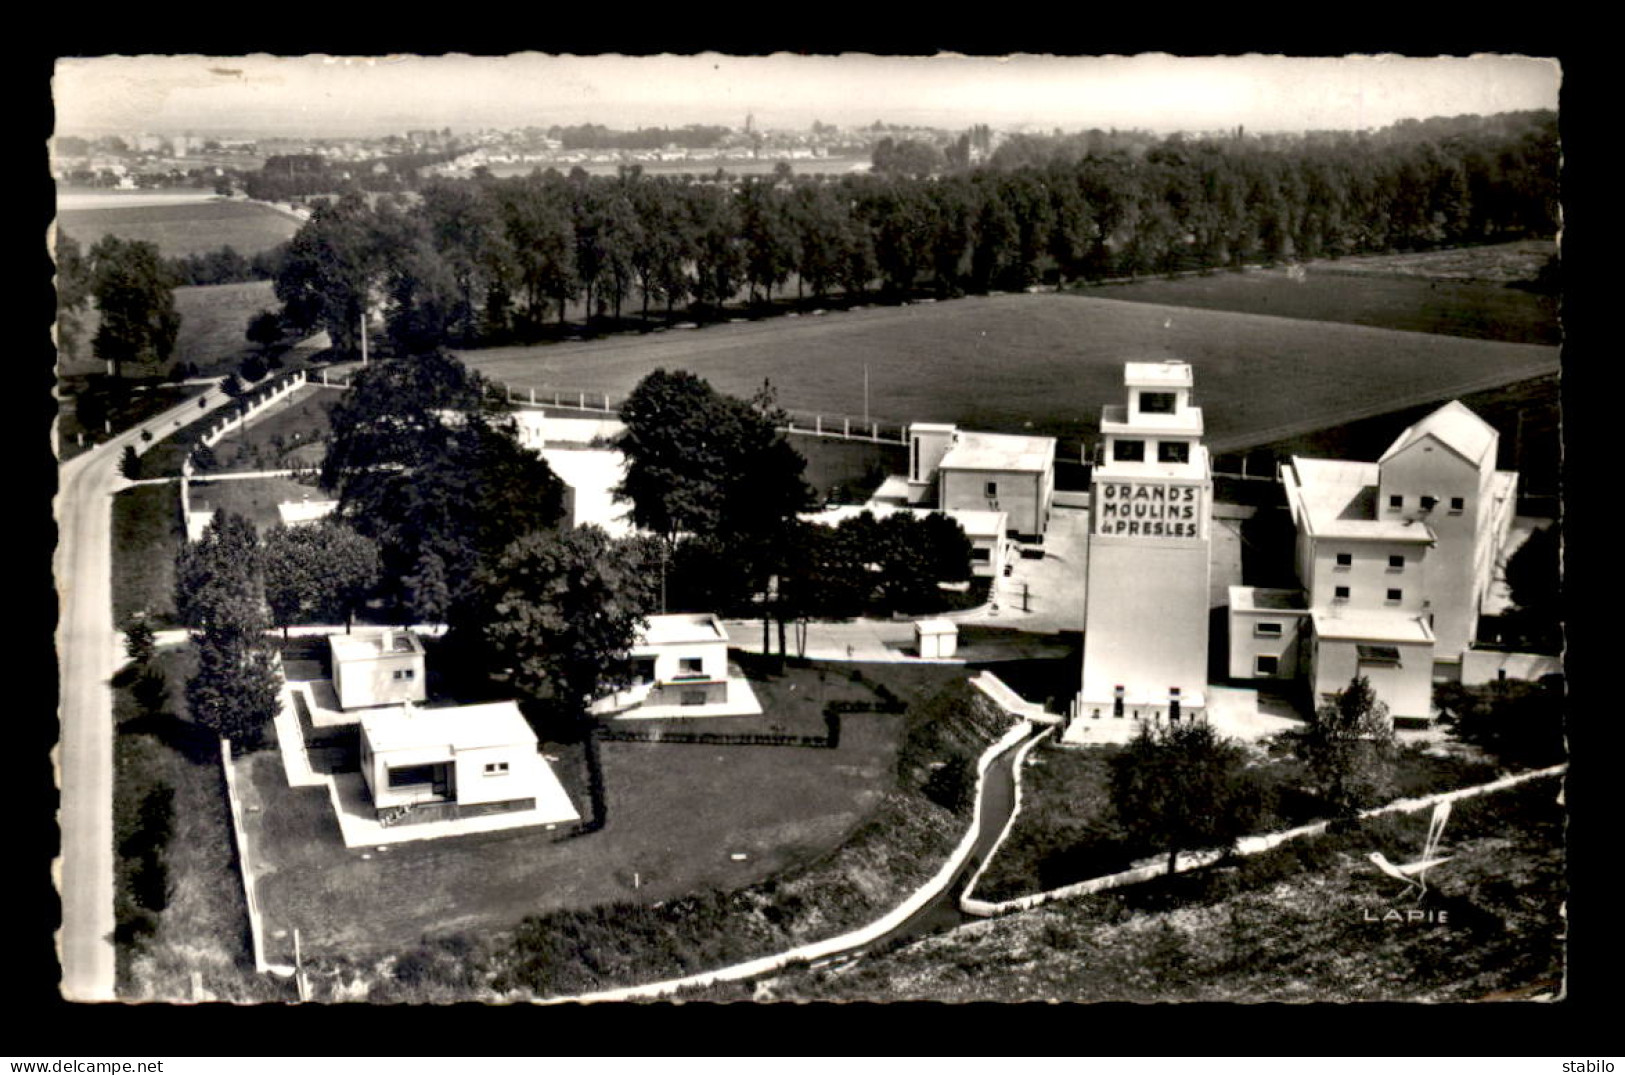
266, 110, 1558, 361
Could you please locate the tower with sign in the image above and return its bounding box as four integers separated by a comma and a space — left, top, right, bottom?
1071, 361, 1212, 740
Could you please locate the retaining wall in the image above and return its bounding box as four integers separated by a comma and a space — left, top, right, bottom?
961, 761, 1566, 917
217, 738, 294, 977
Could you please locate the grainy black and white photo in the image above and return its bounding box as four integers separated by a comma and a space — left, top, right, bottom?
51, 52, 1565, 1007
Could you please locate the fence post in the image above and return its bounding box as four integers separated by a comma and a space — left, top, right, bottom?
871, 422, 879, 440
815, 414, 822, 435
604, 392, 611, 412
579, 391, 586, 409
843, 418, 850, 438
530, 387, 535, 405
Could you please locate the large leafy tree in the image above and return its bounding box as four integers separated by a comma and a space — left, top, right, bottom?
88, 235, 181, 381
262, 520, 382, 636
1436, 677, 1565, 770
1110, 721, 1265, 875
1501, 523, 1562, 655
55, 230, 94, 361
476, 526, 661, 719
174, 512, 281, 748
273, 191, 385, 360
1293, 675, 1397, 817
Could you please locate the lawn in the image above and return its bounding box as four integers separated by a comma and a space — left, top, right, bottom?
717, 773, 1565, 1002
111, 482, 183, 626
245, 659, 967, 967
111, 644, 290, 1002
1081, 241, 1559, 346
457, 291, 1558, 458
59, 281, 283, 381
188, 474, 326, 534
56, 199, 300, 259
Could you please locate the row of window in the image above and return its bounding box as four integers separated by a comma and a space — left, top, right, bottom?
1333, 553, 1407, 570
1388, 494, 1465, 513
391, 669, 416, 681
1112, 439, 1190, 464
1332, 586, 1404, 603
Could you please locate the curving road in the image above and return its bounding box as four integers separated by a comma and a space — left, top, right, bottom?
54, 382, 230, 1001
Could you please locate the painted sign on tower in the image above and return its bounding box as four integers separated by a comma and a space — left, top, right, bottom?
1070, 361, 1213, 741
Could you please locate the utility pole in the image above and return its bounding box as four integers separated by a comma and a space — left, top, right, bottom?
863, 364, 870, 427
360, 308, 369, 367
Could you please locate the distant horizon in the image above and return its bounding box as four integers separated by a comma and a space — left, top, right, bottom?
52, 54, 1561, 141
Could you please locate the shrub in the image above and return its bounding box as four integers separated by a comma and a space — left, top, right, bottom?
119, 445, 143, 480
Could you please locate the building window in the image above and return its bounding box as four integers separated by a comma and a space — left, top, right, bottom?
1386, 588, 1403, 603
675, 657, 705, 679
1113, 686, 1125, 718
1420, 495, 1437, 511
1388, 554, 1405, 571
483, 762, 509, 776
1254, 622, 1283, 638
387, 764, 438, 789
1255, 655, 1280, 676
970, 547, 991, 563
1139, 391, 1177, 415
1333, 586, 1350, 601
1113, 439, 1145, 462
1450, 496, 1465, 513
1388, 494, 1403, 511
392, 668, 416, 681
1157, 441, 1190, 464
1334, 552, 1353, 569
634, 657, 656, 684
984, 480, 999, 498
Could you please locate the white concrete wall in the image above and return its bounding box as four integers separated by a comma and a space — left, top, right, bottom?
1461, 648, 1563, 686
942, 468, 1047, 537
452, 743, 540, 807
1311, 635, 1434, 719
1228, 609, 1308, 680
335, 652, 427, 711
1378, 438, 1487, 656
1308, 539, 1429, 616
632, 639, 730, 685
1081, 537, 1211, 709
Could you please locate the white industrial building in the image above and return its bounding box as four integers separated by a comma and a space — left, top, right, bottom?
590, 613, 763, 719
903, 422, 1056, 541
1227, 400, 1524, 720
1070, 361, 1214, 740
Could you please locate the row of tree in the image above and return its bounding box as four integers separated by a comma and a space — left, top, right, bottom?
56, 233, 181, 378
268, 111, 1558, 360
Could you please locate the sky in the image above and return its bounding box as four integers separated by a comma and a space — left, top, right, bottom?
52, 53, 1562, 138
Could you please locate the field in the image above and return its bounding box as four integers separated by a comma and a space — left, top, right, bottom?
55, 198, 301, 259
111, 483, 183, 626
1083, 243, 1559, 346
58, 280, 283, 380
458, 291, 1558, 457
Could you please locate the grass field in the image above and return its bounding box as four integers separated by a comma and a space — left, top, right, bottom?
248, 660, 965, 963
458, 291, 1558, 457
56, 199, 300, 259
111, 483, 183, 626
188, 474, 324, 533
204, 384, 339, 473
1082, 249, 1559, 346
58, 280, 282, 380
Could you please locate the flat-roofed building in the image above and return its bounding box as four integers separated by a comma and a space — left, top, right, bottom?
591, 613, 763, 718
1072, 361, 1213, 740
359, 701, 579, 827
330, 628, 427, 711
905, 422, 1056, 541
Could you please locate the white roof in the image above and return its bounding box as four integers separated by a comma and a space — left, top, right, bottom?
804, 503, 1008, 539
915, 619, 956, 635
540, 448, 635, 539
939, 430, 1056, 474
330, 630, 424, 662
641, 612, 728, 646
1229, 586, 1310, 615
361, 701, 537, 753
1380, 401, 1496, 468
1287, 457, 1435, 543
1311, 609, 1435, 644
1123, 361, 1194, 388
277, 498, 338, 526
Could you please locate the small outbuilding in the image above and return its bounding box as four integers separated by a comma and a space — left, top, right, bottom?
329, 629, 427, 712
915, 619, 959, 660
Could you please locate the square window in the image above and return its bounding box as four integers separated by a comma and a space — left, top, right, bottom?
1388, 495, 1403, 510
1112, 439, 1145, 462
1450, 497, 1465, 513
1138, 391, 1177, 415
1387, 588, 1403, 603
1388, 555, 1405, 570
1169, 687, 1181, 697
483, 761, 509, 776
1335, 552, 1352, 568
1157, 441, 1190, 464
1254, 622, 1283, 638
1255, 655, 1280, 676
677, 657, 705, 678
1334, 586, 1350, 601
1420, 495, 1437, 511
984, 480, 999, 498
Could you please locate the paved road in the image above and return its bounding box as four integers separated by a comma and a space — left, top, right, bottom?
54, 380, 231, 1001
